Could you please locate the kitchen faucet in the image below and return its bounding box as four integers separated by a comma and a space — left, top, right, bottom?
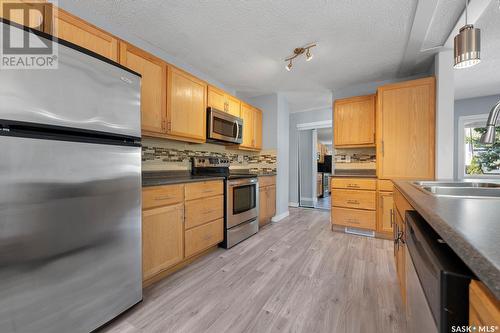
480, 99, 500, 144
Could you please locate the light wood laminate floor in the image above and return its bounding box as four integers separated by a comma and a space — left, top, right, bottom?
98, 208, 405, 333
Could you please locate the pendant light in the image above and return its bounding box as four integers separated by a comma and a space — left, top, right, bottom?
454, 0, 481, 69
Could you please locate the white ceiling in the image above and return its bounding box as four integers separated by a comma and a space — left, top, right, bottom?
65, 0, 468, 112
454, 0, 500, 100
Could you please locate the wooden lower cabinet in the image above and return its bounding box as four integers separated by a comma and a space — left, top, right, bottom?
469, 280, 500, 327
142, 203, 184, 281
316, 173, 323, 197
332, 207, 376, 230
394, 208, 406, 306
377, 191, 394, 235
259, 176, 276, 227
331, 189, 376, 210
185, 218, 223, 258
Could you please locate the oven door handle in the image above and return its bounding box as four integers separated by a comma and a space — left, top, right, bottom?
228, 178, 258, 187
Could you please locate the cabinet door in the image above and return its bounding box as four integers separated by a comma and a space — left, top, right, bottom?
240, 103, 254, 148
0, 0, 48, 32
258, 187, 268, 226
53, 9, 118, 61
226, 95, 241, 117
267, 185, 276, 221
377, 192, 394, 234
119, 42, 167, 135
394, 209, 406, 306
142, 203, 184, 281
334, 95, 375, 147
253, 108, 262, 149
377, 77, 435, 179
207, 85, 226, 111
167, 66, 207, 142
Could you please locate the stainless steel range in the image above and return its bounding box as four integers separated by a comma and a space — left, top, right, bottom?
191, 157, 259, 248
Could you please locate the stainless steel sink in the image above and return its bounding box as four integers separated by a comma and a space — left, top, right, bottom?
413, 181, 500, 198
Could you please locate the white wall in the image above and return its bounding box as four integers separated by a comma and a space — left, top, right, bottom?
240, 93, 290, 221
54, 0, 234, 93
434, 50, 455, 179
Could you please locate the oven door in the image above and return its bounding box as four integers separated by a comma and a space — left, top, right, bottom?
208, 108, 243, 144
227, 178, 258, 228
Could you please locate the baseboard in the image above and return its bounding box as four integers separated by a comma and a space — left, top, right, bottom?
271, 211, 290, 222
288, 202, 299, 207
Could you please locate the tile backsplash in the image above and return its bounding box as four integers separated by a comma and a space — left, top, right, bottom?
142, 138, 276, 173
334, 147, 376, 170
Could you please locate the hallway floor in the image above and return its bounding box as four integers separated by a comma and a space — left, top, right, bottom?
99, 208, 404, 333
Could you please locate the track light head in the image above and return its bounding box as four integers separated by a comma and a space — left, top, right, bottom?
285, 60, 293, 71
306, 49, 313, 61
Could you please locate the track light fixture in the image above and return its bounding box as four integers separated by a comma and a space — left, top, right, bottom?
284, 43, 316, 71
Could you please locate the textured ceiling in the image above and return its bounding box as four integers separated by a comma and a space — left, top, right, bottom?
63, 0, 468, 111
454, 0, 500, 100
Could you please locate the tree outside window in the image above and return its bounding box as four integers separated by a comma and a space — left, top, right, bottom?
464, 125, 500, 176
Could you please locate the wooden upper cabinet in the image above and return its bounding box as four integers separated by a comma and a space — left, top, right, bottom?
0, 0, 49, 32
52, 9, 118, 61
334, 94, 375, 147
377, 77, 435, 180
226, 95, 241, 117
119, 42, 167, 135
207, 85, 226, 111
167, 66, 207, 142
253, 108, 262, 149
241, 103, 255, 149
207, 85, 241, 117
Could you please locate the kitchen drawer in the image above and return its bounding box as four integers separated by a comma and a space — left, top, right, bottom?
185, 218, 223, 258
185, 180, 223, 201
142, 184, 184, 210
377, 179, 394, 192
185, 195, 224, 229
332, 189, 376, 210
394, 188, 414, 219
259, 175, 276, 187
332, 207, 376, 230
331, 178, 376, 191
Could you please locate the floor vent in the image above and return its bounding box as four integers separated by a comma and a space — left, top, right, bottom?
345, 227, 375, 238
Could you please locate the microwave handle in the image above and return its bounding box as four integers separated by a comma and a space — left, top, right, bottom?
235, 121, 240, 140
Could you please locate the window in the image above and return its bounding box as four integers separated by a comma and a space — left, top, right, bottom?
458, 115, 500, 178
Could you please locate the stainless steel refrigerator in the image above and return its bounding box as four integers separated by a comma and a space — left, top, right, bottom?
0, 22, 142, 333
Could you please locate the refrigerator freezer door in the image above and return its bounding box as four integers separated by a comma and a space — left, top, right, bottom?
0, 22, 141, 138
0, 136, 142, 333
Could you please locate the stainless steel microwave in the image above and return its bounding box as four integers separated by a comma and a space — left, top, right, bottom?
207, 107, 243, 144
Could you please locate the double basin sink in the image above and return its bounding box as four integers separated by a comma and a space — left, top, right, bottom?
413, 181, 500, 199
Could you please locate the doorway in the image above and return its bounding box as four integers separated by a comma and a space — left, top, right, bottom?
297, 123, 332, 210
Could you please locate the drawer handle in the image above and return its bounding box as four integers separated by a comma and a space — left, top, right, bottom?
202, 209, 217, 214
347, 200, 360, 205
154, 195, 174, 200
202, 189, 214, 193
347, 218, 360, 224
347, 184, 360, 188
203, 234, 213, 241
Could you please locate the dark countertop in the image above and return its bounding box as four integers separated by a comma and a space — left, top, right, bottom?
330, 174, 377, 178
142, 171, 225, 187
394, 181, 500, 299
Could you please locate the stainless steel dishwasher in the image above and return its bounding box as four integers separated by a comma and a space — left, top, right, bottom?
405, 211, 473, 333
